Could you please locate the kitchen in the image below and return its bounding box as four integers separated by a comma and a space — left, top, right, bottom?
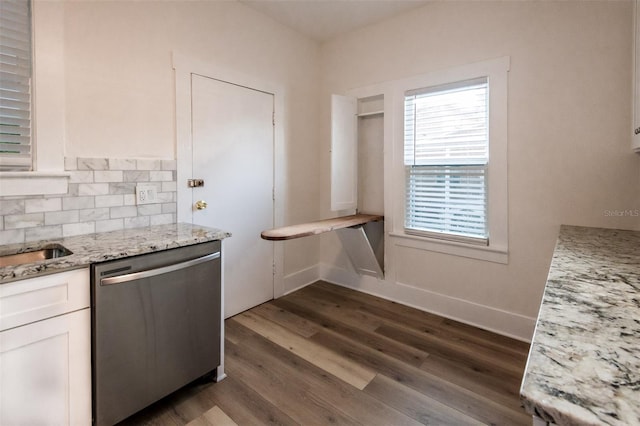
0, 0, 639, 425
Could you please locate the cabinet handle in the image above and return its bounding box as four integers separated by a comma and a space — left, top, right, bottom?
635, 127, 640, 135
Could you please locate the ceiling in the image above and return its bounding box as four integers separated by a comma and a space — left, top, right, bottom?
237, 0, 431, 42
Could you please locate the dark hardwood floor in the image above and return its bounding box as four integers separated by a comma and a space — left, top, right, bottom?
120, 281, 531, 425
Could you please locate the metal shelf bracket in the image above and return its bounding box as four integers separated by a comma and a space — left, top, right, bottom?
336, 220, 384, 279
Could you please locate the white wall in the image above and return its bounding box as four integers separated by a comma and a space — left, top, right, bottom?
34, 0, 322, 279
318, 1, 640, 340
24, 0, 640, 338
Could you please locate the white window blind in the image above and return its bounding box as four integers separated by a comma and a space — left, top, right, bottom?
0, 0, 32, 171
404, 77, 489, 243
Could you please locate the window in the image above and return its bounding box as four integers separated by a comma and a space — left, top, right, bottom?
0, 0, 32, 171
404, 78, 489, 244
393, 57, 509, 263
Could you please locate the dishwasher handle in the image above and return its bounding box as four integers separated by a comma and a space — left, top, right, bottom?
100, 251, 220, 286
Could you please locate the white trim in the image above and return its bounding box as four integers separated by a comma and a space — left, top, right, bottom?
32, 0, 65, 173
344, 81, 395, 282
172, 52, 286, 298
277, 261, 534, 341
633, 0, 640, 152
318, 262, 534, 342
391, 56, 510, 263
216, 241, 226, 382
390, 232, 508, 264
0, 172, 69, 196
0, 1, 67, 192
282, 264, 321, 296
340, 57, 510, 271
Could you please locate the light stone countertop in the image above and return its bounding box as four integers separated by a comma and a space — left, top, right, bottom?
0, 223, 231, 284
520, 225, 640, 425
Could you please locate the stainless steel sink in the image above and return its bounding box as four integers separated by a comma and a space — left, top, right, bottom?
0, 244, 73, 268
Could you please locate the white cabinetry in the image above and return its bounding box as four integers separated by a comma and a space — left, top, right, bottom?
330, 93, 385, 213
0, 269, 91, 425
331, 94, 358, 211
633, 0, 640, 151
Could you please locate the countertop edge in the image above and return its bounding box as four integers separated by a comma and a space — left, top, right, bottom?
0, 223, 231, 284
519, 224, 640, 425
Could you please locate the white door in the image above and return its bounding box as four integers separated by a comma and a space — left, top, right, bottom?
191, 75, 274, 318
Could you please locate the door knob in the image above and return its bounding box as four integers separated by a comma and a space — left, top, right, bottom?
195, 200, 208, 210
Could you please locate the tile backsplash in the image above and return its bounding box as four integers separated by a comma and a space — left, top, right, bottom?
0, 157, 177, 245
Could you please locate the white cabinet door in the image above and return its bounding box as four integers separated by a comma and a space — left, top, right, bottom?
0, 308, 91, 426
331, 94, 358, 211
634, 0, 640, 150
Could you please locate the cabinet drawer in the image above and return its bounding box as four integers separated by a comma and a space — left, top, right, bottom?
0, 268, 89, 332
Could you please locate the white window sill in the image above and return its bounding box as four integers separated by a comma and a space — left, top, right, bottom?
390, 231, 508, 264
0, 172, 70, 197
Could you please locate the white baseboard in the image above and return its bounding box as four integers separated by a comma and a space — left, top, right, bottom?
318, 262, 536, 342
280, 262, 536, 341
282, 264, 320, 296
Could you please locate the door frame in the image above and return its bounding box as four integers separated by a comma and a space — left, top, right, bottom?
172, 52, 285, 299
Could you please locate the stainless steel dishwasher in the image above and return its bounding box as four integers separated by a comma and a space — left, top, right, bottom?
91, 241, 221, 426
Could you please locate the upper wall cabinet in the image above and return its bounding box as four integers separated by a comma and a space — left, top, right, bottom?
331, 95, 358, 211
634, 0, 640, 151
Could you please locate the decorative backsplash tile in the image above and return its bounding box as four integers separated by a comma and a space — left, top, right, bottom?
78, 158, 109, 170
0, 157, 177, 244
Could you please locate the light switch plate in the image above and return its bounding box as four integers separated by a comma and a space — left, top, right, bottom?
135, 184, 157, 205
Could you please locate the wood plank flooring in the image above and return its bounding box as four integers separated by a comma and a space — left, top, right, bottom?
119, 281, 531, 425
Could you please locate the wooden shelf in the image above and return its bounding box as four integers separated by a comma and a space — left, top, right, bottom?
261, 214, 383, 241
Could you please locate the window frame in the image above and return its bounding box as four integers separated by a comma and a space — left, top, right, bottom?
391, 57, 510, 264
404, 77, 490, 244
0, 0, 68, 196
0, 0, 33, 172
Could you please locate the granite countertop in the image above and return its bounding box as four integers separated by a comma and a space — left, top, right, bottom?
0, 223, 231, 284
520, 225, 640, 425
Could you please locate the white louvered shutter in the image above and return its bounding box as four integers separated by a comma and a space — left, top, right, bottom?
0, 0, 32, 171
404, 77, 489, 243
